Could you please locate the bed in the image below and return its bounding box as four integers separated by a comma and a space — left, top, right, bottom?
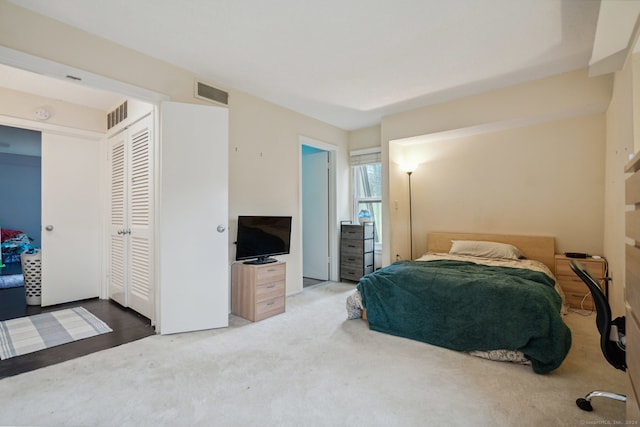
346, 232, 572, 374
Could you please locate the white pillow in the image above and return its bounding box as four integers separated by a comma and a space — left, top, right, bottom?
449, 240, 523, 260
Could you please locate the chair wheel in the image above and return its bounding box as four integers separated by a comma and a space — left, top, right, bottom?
576, 398, 593, 411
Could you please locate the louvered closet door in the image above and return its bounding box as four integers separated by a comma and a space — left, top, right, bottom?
109, 132, 128, 307
127, 116, 154, 320
108, 114, 154, 321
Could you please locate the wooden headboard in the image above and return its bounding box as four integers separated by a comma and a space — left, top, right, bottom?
427, 232, 556, 273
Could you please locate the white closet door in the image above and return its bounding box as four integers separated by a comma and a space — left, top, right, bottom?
107, 115, 154, 321
41, 133, 101, 306
127, 116, 154, 320
108, 132, 128, 307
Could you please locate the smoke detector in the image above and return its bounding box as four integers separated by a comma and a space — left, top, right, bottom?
35, 108, 50, 120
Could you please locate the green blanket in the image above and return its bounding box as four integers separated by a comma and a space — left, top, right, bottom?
357, 260, 571, 374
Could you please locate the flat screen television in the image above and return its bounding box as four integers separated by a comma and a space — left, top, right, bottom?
235, 216, 292, 264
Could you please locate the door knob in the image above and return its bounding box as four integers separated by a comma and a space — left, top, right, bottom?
45, 225, 54, 231
217, 225, 226, 233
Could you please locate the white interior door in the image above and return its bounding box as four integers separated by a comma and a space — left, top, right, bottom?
108, 115, 154, 320
302, 150, 329, 280
157, 101, 229, 334
108, 131, 127, 307
126, 116, 154, 319
41, 133, 102, 306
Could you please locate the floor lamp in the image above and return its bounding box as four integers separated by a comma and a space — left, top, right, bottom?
406, 169, 414, 260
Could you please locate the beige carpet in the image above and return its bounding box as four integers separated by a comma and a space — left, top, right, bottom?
0, 282, 628, 426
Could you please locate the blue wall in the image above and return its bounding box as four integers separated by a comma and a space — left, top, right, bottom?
0, 127, 42, 247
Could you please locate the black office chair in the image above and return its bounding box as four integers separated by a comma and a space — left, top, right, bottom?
569, 260, 626, 411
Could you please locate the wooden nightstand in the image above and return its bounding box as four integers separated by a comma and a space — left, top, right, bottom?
231, 262, 286, 321
554, 254, 607, 310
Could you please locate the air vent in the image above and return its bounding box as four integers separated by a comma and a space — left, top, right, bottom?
107, 100, 128, 130
195, 81, 228, 105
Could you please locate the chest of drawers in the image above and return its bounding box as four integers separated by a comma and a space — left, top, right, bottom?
340, 223, 375, 282
231, 262, 286, 321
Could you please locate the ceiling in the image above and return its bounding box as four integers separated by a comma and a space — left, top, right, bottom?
7, 0, 602, 131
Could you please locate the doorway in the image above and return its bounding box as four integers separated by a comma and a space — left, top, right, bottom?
0, 125, 41, 318
0, 48, 231, 335
0, 55, 148, 315
302, 145, 329, 284
300, 136, 338, 287
0, 125, 41, 247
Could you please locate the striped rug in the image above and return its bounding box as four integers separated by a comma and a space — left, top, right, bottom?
0, 307, 112, 360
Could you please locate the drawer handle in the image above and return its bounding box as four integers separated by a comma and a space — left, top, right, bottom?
267, 301, 275, 306
267, 284, 276, 288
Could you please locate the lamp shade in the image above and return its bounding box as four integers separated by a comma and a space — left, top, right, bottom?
402, 162, 418, 174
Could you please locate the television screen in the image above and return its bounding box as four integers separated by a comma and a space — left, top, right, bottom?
235, 216, 292, 264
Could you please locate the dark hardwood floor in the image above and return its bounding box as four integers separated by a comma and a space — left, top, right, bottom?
0, 285, 155, 379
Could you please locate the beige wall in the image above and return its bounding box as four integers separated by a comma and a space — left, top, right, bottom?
0, 1, 349, 295
0, 86, 106, 132
391, 114, 605, 258
381, 69, 613, 268
348, 125, 381, 151
381, 69, 612, 142
228, 90, 350, 287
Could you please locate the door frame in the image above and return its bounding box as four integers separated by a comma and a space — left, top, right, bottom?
0, 115, 104, 141
298, 135, 338, 283
0, 48, 173, 315
0, 114, 106, 295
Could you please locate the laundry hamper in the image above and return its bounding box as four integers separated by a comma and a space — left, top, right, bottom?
20, 249, 42, 306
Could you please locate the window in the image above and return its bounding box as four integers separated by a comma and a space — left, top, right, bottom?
351, 149, 382, 245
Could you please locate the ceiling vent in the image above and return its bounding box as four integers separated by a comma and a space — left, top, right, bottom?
107, 100, 128, 130
195, 81, 228, 105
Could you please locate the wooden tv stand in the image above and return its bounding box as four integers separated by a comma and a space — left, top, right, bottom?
231, 261, 286, 322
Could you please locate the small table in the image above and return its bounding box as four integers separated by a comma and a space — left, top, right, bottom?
554, 254, 607, 310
